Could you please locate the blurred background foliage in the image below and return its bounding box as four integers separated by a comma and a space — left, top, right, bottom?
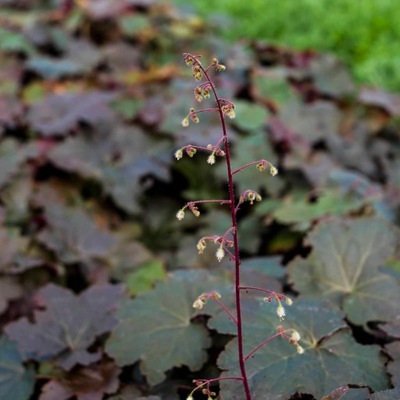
171, 0, 400, 91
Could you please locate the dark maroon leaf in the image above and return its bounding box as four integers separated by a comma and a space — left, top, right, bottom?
0, 277, 23, 315
0, 139, 38, 190
385, 341, 400, 386
359, 89, 400, 116
47, 125, 171, 213
6, 283, 124, 370
0, 227, 43, 273
26, 92, 117, 137
39, 361, 120, 400
37, 204, 116, 264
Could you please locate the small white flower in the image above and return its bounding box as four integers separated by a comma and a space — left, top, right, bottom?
291, 330, 301, 342
216, 245, 225, 262
270, 165, 278, 176
226, 109, 235, 119
175, 149, 183, 160
186, 396, 194, 400
285, 297, 293, 306
207, 153, 216, 165
176, 209, 185, 220
181, 117, 189, 127
193, 298, 205, 310
296, 344, 305, 354
197, 239, 206, 254
276, 303, 285, 320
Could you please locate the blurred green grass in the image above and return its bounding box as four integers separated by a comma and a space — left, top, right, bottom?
171, 0, 400, 91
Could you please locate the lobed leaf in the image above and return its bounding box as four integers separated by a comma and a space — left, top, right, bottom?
216, 299, 389, 399
5, 283, 124, 370
288, 217, 400, 326
106, 270, 222, 385
0, 335, 35, 400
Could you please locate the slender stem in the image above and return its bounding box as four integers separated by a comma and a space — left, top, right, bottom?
232, 159, 270, 175
196, 376, 244, 385
213, 298, 238, 325
200, 65, 252, 400
244, 332, 282, 362
185, 199, 231, 206
239, 286, 279, 295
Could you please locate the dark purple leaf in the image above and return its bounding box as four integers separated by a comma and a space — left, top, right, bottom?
6, 283, 124, 370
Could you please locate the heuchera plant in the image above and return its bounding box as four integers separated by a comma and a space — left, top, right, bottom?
175, 53, 303, 400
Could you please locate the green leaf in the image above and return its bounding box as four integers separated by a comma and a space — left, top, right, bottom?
215, 299, 389, 400
271, 189, 366, 230
288, 218, 400, 326
125, 259, 167, 296
119, 15, 151, 37
385, 342, 400, 386
0, 336, 35, 400
5, 283, 124, 370
230, 100, 268, 131
251, 67, 296, 108
111, 98, 144, 120
0, 27, 35, 55
370, 387, 400, 400
106, 270, 220, 385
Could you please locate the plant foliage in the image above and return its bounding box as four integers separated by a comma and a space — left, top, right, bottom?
0, 0, 399, 399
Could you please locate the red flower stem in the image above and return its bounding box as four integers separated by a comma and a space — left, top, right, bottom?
243, 332, 282, 362
199, 61, 252, 400
224, 247, 236, 261
185, 199, 231, 206
213, 298, 238, 325
183, 144, 215, 152
232, 159, 270, 175
239, 286, 281, 296
192, 107, 219, 114
195, 376, 244, 385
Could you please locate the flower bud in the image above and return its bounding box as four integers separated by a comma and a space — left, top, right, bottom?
181, 117, 189, 127
207, 153, 216, 165
175, 148, 183, 160
193, 298, 206, 309
197, 239, 206, 254
202, 88, 210, 99
211, 291, 221, 299
176, 209, 185, 220
216, 245, 225, 262
190, 206, 200, 217
296, 344, 305, 354
194, 87, 203, 102
216, 64, 226, 72
276, 303, 285, 320
270, 165, 278, 176
256, 161, 267, 171
291, 330, 301, 342
247, 191, 256, 204
189, 109, 200, 123
285, 297, 293, 306
186, 146, 197, 157
183, 54, 193, 66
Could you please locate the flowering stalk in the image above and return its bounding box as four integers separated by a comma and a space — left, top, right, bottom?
176, 53, 301, 400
